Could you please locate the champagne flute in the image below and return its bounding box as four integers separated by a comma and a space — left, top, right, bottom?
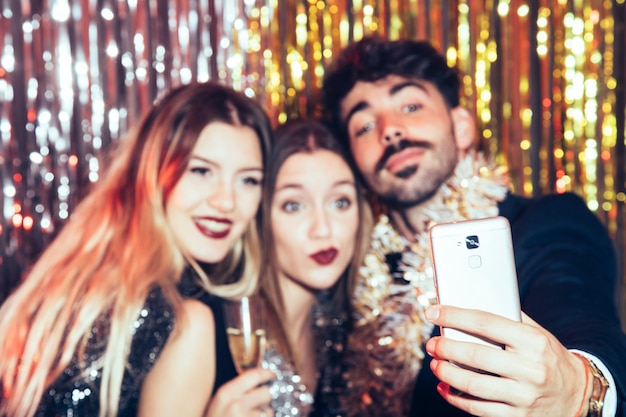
223, 295, 267, 373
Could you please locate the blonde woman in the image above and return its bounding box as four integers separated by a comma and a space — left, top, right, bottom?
0, 82, 274, 417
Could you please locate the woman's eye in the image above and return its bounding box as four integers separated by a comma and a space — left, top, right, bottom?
190, 166, 210, 176
332, 197, 352, 209
282, 201, 302, 213
242, 176, 262, 186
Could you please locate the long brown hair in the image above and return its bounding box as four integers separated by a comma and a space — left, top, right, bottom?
259, 118, 373, 362
0, 82, 272, 417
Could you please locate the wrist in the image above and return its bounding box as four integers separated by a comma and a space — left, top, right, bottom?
586, 356, 609, 417
573, 353, 592, 417
573, 353, 609, 417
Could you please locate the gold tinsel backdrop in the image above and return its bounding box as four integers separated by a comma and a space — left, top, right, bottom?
1, 1, 625, 322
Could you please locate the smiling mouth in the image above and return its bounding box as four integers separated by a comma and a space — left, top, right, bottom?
310, 248, 338, 265
194, 218, 232, 239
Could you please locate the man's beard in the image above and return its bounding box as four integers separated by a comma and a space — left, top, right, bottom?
394, 165, 417, 179
373, 139, 455, 209
377, 166, 446, 209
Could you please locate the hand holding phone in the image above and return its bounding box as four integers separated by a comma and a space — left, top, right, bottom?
429, 216, 521, 350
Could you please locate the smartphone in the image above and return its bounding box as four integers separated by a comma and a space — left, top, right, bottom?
429, 216, 521, 350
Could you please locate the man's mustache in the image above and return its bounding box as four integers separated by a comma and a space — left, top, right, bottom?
375, 139, 432, 172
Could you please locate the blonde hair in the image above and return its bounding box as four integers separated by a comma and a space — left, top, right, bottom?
0, 82, 272, 417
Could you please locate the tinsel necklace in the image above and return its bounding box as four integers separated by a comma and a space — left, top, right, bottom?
342, 152, 510, 417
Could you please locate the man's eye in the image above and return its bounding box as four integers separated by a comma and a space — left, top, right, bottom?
404, 103, 422, 112
355, 122, 374, 137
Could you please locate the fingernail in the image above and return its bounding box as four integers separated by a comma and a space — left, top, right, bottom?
425, 338, 435, 355
425, 306, 440, 321
436, 383, 448, 397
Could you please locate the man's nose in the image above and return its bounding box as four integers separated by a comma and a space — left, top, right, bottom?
380, 114, 406, 145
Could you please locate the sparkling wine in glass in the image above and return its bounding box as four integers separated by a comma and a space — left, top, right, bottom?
223, 296, 267, 373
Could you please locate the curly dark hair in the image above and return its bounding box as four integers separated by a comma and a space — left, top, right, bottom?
321, 36, 460, 147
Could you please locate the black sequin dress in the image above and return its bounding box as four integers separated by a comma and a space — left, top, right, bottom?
308, 292, 349, 417
176, 270, 239, 394
35, 288, 175, 417
33, 269, 238, 416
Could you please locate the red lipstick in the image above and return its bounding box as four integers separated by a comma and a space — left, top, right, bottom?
310, 248, 338, 265
194, 217, 232, 239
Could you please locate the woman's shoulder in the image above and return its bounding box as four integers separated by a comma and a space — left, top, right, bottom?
177, 298, 216, 339
134, 293, 217, 416
134, 287, 215, 361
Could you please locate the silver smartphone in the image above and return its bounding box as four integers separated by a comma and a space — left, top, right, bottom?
429, 216, 521, 350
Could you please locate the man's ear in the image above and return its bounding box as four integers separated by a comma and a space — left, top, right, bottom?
451, 106, 476, 153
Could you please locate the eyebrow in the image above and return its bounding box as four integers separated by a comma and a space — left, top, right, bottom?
333, 179, 357, 188
189, 155, 263, 172
275, 178, 356, 193
343, 80, 430, 129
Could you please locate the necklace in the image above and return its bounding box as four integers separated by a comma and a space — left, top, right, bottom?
342, 152, 510, 417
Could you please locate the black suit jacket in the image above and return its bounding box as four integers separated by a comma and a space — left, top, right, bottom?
409, 192, 626, 416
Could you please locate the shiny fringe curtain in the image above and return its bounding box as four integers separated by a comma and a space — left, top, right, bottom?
1, 0, 625, 319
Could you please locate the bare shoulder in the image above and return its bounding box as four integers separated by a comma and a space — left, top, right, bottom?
178, 298, 216, 341
159, 298, 216, 371
138, 298, 217, 416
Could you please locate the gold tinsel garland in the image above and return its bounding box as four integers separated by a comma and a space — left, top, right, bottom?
343, 152, 510, 417
3, 2, 623, 315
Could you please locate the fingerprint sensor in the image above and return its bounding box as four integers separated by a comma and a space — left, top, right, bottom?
468, 255, 482, 269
